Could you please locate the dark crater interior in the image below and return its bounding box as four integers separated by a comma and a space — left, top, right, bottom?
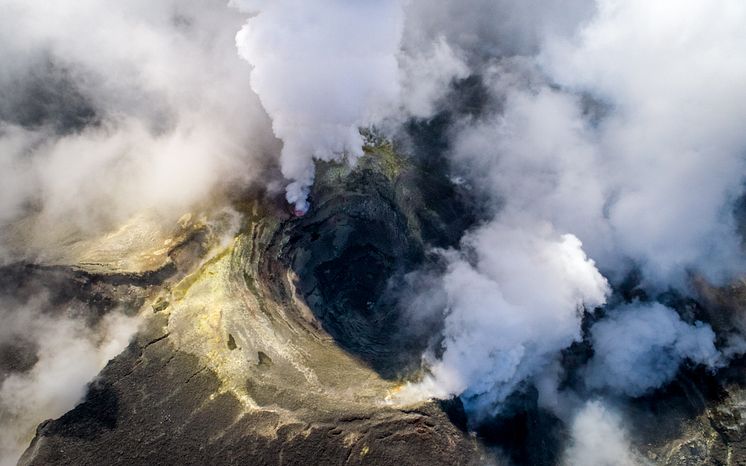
278, 164, 428, 378
265, 130, 476, 379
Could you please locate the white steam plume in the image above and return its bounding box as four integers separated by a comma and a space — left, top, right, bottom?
402, 0, 595, 59
0, 0, 276, 257
232, 0, 404, 213
0, 299, 139, 466
397, 0, 746, 429
0, 2, 271, 464
541, 0, 746, 285
562, 400, 644, 466
397, 222, 609, 416
583, 302, 722, 397
398, 37, 469, 119
1, 0, 745, 463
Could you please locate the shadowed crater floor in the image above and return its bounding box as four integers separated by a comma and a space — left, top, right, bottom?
268, 144, 475, 379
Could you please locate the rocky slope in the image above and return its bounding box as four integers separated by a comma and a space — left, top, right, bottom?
16, 144, 485, 466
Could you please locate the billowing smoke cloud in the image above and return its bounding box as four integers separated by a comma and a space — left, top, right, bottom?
232, 0, 404, 213
396, 0, 746, 434
398, 38, 469, 119
541, 0, 746, 285
1, 0, 745, 463
562, 400, 644, 466
583, 302, 722, 397
448, 77, 611, 264
0, 2, 274, 464
402, 0, 596, 60
0, 0, 276, 261
0, 298, 139, 466
398, 223, 609, 416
